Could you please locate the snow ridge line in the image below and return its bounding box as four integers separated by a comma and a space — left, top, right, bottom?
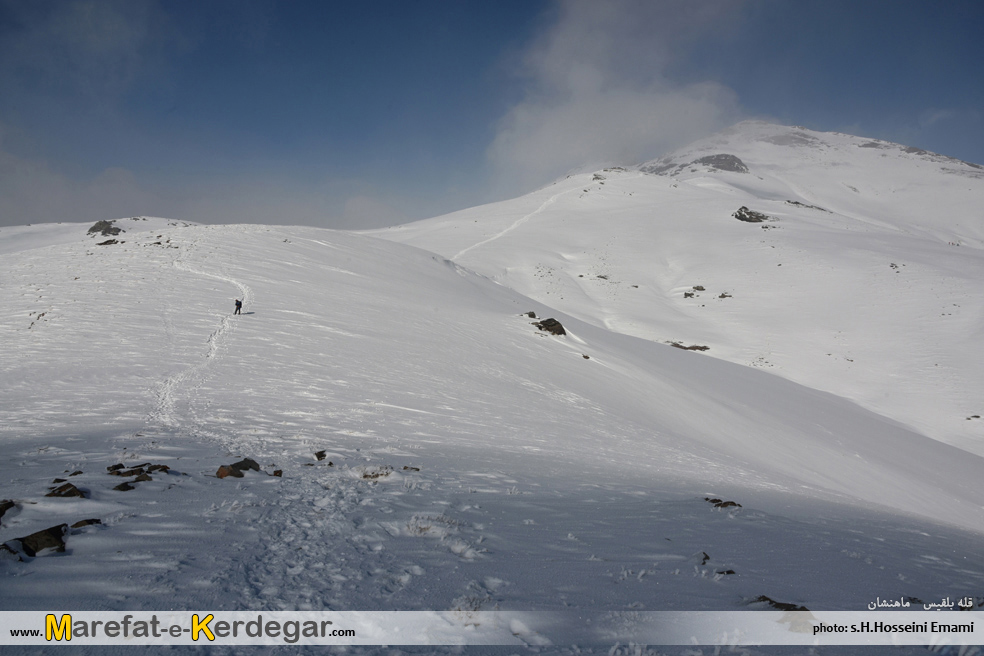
451, 188, 575, 262
149, 258, 253, 430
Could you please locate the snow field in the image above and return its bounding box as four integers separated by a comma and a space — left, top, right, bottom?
3, 122, 984, 653
376, 123, 984, 456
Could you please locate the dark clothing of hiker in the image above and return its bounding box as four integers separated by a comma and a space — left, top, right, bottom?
234, 299, 242, 315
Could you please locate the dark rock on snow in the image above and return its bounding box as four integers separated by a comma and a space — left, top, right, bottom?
216, 458, 261, 479
752, 595, 810, 612
7, 524, 68, 557
88, 220, 123, 236
733, 206, 771, 223
45, 483, 86, 498
692, 154, 749, 173
216, 465, 244, 479
705, 497, 742, 509
670, 342, 710, 352
533, 318, 566, 336
231, 458, 260, 472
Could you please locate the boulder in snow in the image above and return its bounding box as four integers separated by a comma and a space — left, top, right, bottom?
533, 318, 566, 336
87, 220, 123, 236
6, 524, 68, 557
45, 482, 86, 498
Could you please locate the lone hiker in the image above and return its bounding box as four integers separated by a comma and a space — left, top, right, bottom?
234, 299, 242, 315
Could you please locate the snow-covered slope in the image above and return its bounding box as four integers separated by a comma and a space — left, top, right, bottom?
372, 121, 984, 456
3, 215, 984, 630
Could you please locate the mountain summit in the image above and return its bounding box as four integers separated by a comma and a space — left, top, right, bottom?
376, 121, 984, 455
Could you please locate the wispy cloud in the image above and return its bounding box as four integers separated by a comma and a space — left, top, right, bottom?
0, 0, 179, 102
487, 0, 744, 195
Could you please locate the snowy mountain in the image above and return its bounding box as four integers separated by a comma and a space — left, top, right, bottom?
2, 122, 984, 652
373, 120, 984, 456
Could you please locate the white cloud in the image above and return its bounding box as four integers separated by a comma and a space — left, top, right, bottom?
919, 109, 958, 128
488, 0, 744, 195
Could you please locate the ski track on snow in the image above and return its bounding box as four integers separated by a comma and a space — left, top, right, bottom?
451, 189, 576, 262
149, 249, 253, 433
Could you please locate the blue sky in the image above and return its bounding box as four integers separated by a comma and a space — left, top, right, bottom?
0, 0, 981, 228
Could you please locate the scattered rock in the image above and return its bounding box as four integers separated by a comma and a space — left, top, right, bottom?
216, 465, 244, 479
109, 468, 146, 477
718, 293, 732, 299
272, 470, 283, 477
0, 499, 15, 521
684, 292, 694, 298
670, 342, 710, 351
8, 524, 68, 557
147, 464, 170, 473
698, 551, 710, 565
582, 354, 590, 359
113, 482, 135, 491
216, 458, 260, 478
96, 239, 120, 246
51, 478, 67, 484
642, 153, 749, 176
107, 464, 125, 472
751, 595, 809, 612
362, 466, 393, 480
525, 311, 537, 319
785, 200, 829, 212
315, 450, 327, 461
716, 569, 736, 575
87, 220, 123, 236
45, 483, 86, 498
68, 470, 83, 477
693, 154, 749, 173
733, 206, 771, 223
693, 286, 705, 291
533, 318, 566, 336
403, 466, 420, 472
705, 497, 742, 509
71, 518, 101, 529
133, 473, 153, 482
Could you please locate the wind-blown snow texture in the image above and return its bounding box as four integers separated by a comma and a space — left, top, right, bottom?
2, 122, 984, 654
